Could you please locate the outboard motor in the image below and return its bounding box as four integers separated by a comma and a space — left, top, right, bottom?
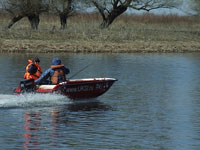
20, 79, 35, 93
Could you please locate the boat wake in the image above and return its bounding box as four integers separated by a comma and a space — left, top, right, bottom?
0, 93, 71, 108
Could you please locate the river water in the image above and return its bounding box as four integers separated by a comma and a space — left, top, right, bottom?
1, 53, 200, 150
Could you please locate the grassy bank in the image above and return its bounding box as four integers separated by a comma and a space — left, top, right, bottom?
0, 13, 200, 53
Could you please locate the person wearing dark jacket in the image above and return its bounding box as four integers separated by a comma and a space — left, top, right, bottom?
24, 57, 42, 80
35, 57, 70, 85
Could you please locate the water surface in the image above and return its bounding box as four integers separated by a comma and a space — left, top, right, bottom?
1, 53, 200, 150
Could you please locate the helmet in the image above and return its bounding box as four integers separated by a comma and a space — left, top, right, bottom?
33, 57, 40, 63
52, 57, 61, 65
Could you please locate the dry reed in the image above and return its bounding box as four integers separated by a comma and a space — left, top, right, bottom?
0, 13, 200, 53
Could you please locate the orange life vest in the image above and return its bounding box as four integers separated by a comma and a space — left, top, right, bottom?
50, 65, 66, 84
24, 59, 42, 79
35, 63, 42, 74
24, 72, 41, 80
25, 60, 33, 71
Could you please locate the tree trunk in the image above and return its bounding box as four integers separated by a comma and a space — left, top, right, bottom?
100, 5, 127, 29
28, 13, 40, 30
100, 18, 113, 29
59, 12, 68, 30
8, 15, 24, 29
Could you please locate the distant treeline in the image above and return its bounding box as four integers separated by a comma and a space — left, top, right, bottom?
1, 12, 200, 27
1, 0, 188, 30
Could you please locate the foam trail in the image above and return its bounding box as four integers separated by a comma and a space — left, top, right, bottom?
0, 93, 71, 108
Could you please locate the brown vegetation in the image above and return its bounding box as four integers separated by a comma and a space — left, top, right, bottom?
0, 13, 200, 53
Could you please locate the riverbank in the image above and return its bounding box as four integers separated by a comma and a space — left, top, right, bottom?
1, 14, 200, 53
1, 39, 200, 53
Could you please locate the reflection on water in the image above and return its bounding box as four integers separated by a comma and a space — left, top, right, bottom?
21, 101, 111, 150
66, 101, 112, 112
23, 112, 40, 150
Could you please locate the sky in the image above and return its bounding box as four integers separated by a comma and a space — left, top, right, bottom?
129, 0, 192, 16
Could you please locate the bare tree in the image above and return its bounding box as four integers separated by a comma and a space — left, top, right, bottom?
5, 0, 48, 29
85, 0, 179, 28
49, 0, 75, 30
191, 0, 200, 15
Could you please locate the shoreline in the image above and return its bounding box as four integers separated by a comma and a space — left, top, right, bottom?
1, 39, 200, 53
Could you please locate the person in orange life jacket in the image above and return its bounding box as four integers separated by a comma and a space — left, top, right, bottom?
24, 57, 42, 80
35, 57, 70, 85
24, 64, 40, 80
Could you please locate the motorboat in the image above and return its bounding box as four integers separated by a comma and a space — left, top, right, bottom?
14, 78, 117, 99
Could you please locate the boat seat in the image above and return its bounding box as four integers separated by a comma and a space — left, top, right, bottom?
38, 85, 56, 89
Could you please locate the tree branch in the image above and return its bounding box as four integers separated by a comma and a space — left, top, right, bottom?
92, 0, 106, 20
